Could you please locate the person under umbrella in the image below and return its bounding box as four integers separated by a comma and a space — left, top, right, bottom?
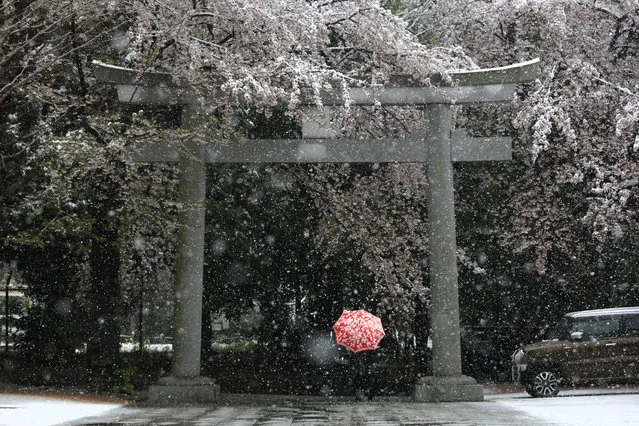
332, 309, 385, 401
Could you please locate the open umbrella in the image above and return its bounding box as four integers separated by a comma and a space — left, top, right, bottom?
332, 309, 385, 353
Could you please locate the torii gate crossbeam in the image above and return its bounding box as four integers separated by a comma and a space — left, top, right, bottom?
94, 58, 539, 403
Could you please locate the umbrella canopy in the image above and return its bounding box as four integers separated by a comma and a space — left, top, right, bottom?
332, 309, 385, 353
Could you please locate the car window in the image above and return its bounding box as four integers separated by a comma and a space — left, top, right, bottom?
546, 317, 571, 340
571, 316, 620, 338
622, 315, 639, 337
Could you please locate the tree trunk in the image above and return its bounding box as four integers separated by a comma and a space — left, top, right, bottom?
86, 173, 122, 389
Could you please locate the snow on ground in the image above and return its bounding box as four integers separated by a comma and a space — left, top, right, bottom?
0, 394, 121, 426
488, 389, 639, 426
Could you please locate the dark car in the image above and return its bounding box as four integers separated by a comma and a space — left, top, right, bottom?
512, 306, 639, 397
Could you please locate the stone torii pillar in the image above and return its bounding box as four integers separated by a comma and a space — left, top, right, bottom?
94, 58, 539, 403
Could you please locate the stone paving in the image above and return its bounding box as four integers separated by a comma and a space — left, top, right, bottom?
64, 394, 546, 426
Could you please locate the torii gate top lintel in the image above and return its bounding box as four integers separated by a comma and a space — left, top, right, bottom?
92, 58, 540, 106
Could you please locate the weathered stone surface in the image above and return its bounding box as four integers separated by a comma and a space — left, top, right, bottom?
148, 376, 220, 404
413, 375, 484, 402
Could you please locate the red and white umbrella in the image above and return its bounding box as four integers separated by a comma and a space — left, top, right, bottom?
332, 309, 385, 353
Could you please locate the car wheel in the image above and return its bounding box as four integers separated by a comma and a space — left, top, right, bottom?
527, 369, 560, 397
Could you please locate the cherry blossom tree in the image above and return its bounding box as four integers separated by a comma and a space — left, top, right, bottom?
0, 0, 127, 202
121, 0, 480, 332
16, 0, 639, 364
398, 0, 639, 278
126, 0, 475, 109
0, 0, 184, 385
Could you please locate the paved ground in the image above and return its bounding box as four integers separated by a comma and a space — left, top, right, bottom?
65, 395, 545, 426
2, 385, 639, 425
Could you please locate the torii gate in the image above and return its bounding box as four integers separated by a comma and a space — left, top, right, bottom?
94, 58, 539, 403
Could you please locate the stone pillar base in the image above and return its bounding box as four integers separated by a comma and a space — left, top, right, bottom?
413, 375, 484, 402
148, 376, 219, 404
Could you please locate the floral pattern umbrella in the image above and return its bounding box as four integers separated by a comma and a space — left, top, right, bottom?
332, 309, 385, 353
